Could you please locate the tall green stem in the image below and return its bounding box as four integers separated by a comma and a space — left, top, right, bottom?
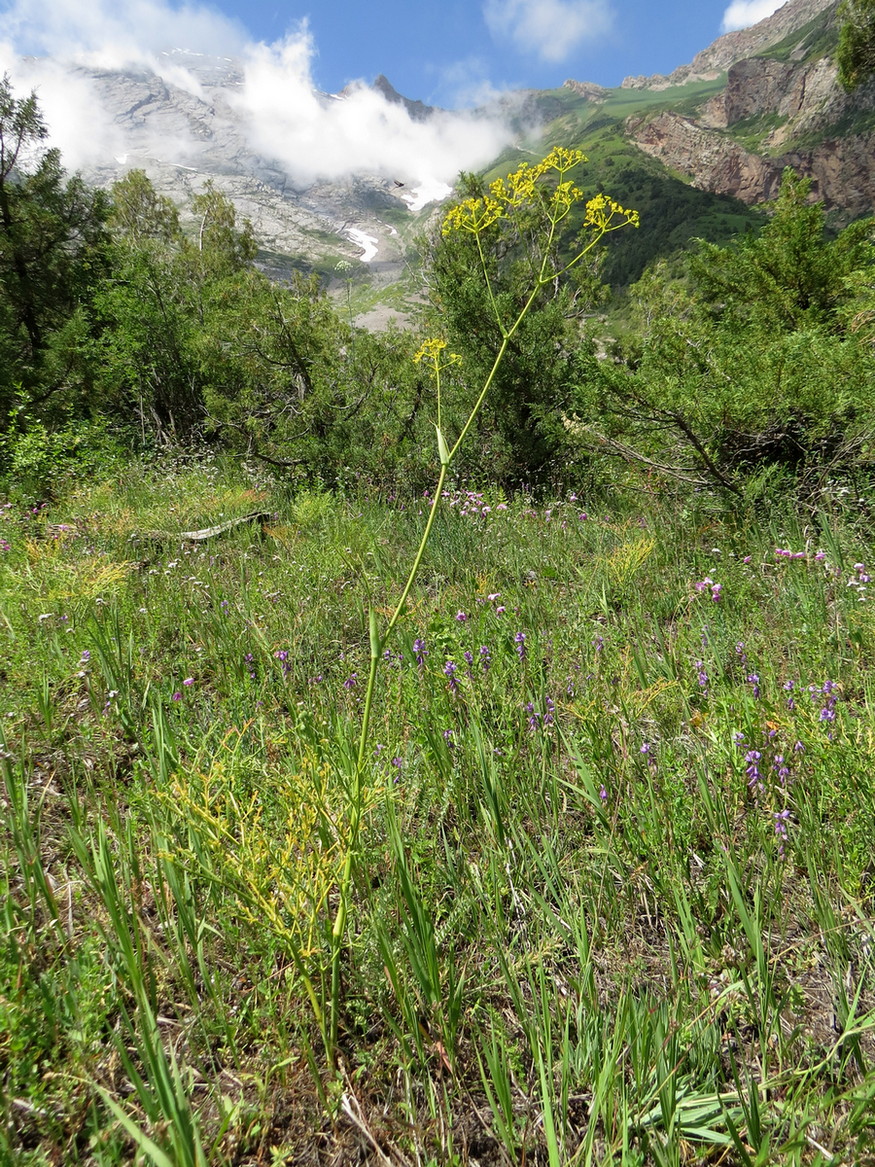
322, 151, 638, 1065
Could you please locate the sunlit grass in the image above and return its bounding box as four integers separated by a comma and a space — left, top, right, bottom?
2, 459, 874, 1163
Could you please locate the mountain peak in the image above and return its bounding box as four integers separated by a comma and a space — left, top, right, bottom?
371, 74, 436, 122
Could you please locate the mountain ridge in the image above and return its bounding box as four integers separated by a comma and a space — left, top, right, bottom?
620, 0, 837, 88
30, 0, 872, 322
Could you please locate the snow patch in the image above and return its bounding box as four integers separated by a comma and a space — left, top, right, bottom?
402, 179, 453, 211
345, 227, 379, 262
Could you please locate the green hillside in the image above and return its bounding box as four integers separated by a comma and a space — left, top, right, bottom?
479, 89, 764, 287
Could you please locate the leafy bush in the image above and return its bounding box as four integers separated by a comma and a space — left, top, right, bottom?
1, 418, 128, 497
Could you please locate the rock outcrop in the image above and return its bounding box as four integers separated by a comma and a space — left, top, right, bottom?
562, 79, 609, 102
622, 0, 838, 89
624, 0, 875, 216
629, 113, 786, 204
371, 74, 436, 122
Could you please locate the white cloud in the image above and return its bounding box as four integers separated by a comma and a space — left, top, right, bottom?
232, 29, 510, 189
0, 0, 245, 67
0, 45, 125, 168
0, 0, 513, 194
483, 0, 613, 64
720, 0, 785, 34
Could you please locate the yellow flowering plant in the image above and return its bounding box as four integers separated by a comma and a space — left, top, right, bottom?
326, 147, 637, 1061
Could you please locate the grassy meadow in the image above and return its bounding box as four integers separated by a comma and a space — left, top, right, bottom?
2, 457, 874, 1165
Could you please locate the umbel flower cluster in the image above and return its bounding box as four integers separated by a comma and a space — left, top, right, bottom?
441, 146, 639, 239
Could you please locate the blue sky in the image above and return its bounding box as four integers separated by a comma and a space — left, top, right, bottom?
1, 0, 787, 105
196, 0, 787, 102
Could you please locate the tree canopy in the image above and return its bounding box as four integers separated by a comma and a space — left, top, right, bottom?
837, 0, 875, 91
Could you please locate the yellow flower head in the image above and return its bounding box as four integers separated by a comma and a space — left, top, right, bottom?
552, 180, 585, 213
414, 338, 462, 369
441, 195, 504, 236
541, 147, 586, 174
584, 194, 640, 232
490, 162, 539, 208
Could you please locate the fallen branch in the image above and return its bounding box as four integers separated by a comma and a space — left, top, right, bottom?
133, 511, 274, 545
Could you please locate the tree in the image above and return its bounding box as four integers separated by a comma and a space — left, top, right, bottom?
0, 75, 109, 430
199, 270, 431, 488
107, 168, 180, 245
95, 177, 257, 441
837, 0, 875, 91
691, 170, 871, 333
189, 181, 257, 282
577, 170, 875, 498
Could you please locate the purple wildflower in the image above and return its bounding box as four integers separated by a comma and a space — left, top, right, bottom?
773, 755, 791, 786
514, 632, 526, 660
274, 649, 292, 677
745, 749, 763, 792
774, 808, 791, 857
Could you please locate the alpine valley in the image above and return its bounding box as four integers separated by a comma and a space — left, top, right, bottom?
35, 0, 873, 321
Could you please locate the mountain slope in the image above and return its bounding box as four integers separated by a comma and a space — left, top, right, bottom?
615, 0, 875, 218
75, 52, 436, 289
46, 0, 874, 320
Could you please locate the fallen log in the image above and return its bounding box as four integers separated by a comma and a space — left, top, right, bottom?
133, 510, 274, 545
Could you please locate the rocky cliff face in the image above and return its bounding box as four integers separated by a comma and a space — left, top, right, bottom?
622, 0, 875, 217
629, 113, 786, 204
562, 80, 610, 102
622, 0, 837, 89
73, 52, 457, 291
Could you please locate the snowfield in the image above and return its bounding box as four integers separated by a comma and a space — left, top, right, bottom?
344, 227, 380, 262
